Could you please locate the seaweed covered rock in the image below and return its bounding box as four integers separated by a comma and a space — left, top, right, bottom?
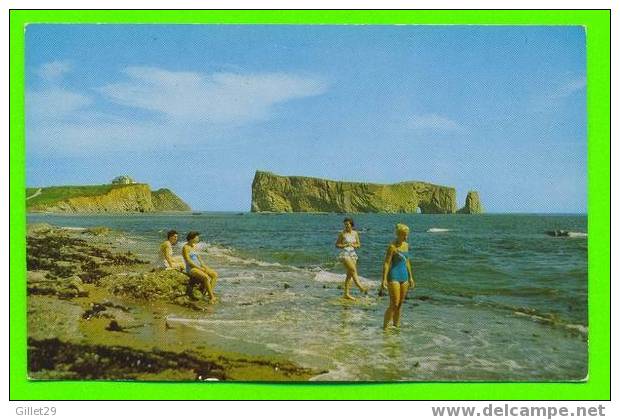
84, 226, 111, 236
27, 337, 227, 380
27, 223, 55, 235
28, 273, 89, 298
98, 269, 189, 301
26, 225, 147, 283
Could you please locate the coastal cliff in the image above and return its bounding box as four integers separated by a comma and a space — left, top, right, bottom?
251, 171, 461, 214
150, 188, 192, 212
26, 183, 190, 213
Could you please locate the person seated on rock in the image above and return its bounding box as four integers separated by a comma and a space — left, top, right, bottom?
159, 230, 185, 271
182, 231, 218, 304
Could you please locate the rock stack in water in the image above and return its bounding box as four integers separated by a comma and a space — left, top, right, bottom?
457, 191, 483, 214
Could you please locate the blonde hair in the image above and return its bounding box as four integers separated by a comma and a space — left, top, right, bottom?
395, 223, 410, 235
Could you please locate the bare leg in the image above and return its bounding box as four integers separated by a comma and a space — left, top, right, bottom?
340, 258, 356, 300
393, 282, 410, 327
190, 268, 217, 303
343, 272, 354, 300
201, 266, 218, 296
351, 268, 368, 294
383, 281, 401, 330
342, 257, 366, 297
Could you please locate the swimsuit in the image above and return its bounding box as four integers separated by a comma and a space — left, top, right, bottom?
388, 248, 410, 283
185, 247, 202, 273
338, 231, 358, 261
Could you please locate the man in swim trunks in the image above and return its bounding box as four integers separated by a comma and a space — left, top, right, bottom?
160, 230, 185, 271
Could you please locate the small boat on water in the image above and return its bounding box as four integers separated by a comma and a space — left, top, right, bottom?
192, 212, 202, 215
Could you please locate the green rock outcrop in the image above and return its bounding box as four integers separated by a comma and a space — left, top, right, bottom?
251, 171, 460, 214
150, 188, 191, 212
457, 191, 483, 214
26, 183, 190, 213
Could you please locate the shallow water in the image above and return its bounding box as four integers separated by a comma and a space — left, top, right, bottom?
28, 213, 588, 381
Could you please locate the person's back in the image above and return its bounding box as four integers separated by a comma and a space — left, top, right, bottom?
159, 240, 173, 268
160, 230, 184, 271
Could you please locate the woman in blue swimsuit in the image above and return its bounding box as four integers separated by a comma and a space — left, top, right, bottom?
182, 231, 218, 304
381, 223, 416, 330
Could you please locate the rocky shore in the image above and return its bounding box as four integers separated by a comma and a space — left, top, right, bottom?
27, 224, 321, 381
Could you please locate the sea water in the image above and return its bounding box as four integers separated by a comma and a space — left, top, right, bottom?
28, 213, 588, 381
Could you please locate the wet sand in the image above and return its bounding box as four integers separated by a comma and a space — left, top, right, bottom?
26, 223, 322, 381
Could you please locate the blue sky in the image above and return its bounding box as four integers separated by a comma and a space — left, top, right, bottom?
25, 25, 586, 212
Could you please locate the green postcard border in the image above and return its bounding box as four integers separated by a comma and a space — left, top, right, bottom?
9, 9, 610, 400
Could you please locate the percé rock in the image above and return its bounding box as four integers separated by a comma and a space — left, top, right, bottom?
251, 171, 459, 214
26, 184, 191, 213
457, 191, 483, 214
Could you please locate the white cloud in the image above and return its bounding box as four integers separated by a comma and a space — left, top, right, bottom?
26, 87, 92, 119
552, 76, 586, 99
26, 65, 329, 155
531, 76, 586, 113
27, 61, 90, 120
406, 113, 465, 133
36, 60, 72, 81
98, 66, 328, 124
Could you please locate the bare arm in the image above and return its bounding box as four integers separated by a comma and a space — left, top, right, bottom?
182, 245, 201, 270
352, 231, 361, 248
382, 245, 395, 288
162, 242, 175, 267
406, 257, 415, 287
197, 254, 209, 269
335, 232, 346, 249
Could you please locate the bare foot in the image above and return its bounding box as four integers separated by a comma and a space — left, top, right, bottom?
343, 294, 356, 301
